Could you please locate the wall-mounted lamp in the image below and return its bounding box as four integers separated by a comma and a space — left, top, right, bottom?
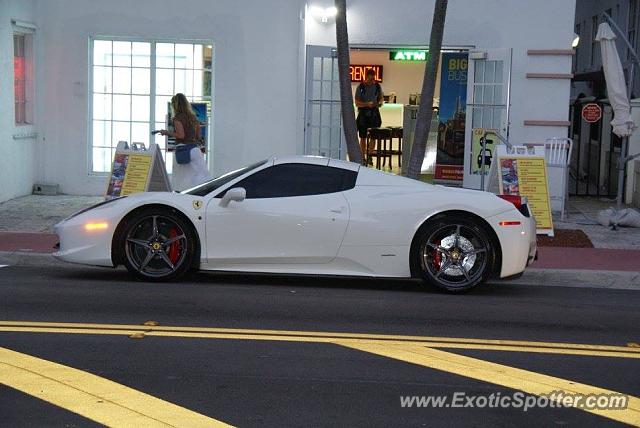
572, 33, 580, 48
309, 5, 338, 23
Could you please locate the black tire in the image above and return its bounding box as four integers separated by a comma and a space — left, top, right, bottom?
119, 208, 196, 281
412, 214, 495, 293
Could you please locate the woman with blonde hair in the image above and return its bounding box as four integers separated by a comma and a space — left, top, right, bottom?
161, 93, 201, 144
160, 93, 212, 189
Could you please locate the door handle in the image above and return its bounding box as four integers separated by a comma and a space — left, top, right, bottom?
329, 207, 344, 214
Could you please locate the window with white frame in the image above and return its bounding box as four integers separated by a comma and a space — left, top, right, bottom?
91, 39, 212, 173
14, 33, 34, 125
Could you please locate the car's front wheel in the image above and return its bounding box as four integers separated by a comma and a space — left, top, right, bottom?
413, 214, 495, 292
120, 208, 196, 281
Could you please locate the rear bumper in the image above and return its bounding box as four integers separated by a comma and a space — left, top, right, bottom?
487, 209, 537, 278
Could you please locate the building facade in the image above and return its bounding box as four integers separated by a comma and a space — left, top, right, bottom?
572, 0, 640, 201
0, 0, 576, 202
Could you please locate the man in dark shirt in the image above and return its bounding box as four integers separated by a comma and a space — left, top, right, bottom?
355, 69, 384, 164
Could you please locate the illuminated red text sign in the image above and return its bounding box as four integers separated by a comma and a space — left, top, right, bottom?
349, 65, 383, 82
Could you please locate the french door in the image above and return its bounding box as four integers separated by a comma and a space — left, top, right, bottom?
463, 48, 512, 189
304, 45, 344, 159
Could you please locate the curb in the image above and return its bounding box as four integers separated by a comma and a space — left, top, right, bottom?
1, 251, 638, 291
492, 268, 640, 291
0, 251, 60, 268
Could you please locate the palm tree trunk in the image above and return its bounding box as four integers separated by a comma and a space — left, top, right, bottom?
406, 0, 448, 179
335, 0, 362, 164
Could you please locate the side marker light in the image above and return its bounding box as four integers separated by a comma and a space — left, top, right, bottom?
84, 222, 108, 231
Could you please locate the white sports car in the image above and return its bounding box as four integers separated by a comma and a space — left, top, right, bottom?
54, 156, 536, 292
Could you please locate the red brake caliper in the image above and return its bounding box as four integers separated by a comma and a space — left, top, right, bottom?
168, 228, 180, 264
433, 239, 441, 269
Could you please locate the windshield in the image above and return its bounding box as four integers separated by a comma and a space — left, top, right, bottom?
181, 159, 269, 196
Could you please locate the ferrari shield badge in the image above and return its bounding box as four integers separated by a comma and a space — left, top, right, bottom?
192, 200, 203, 210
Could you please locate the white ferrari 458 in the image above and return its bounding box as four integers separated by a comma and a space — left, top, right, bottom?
54, 156, 537, 292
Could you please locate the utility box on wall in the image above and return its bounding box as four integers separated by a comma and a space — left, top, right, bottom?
33, 183, 59, 196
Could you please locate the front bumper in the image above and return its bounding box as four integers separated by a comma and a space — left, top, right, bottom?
53, 218, 116, 267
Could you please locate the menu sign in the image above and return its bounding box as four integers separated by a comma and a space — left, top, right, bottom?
120, 154, 152, 195
105, 142, 171, 200
498, 155, 554, 235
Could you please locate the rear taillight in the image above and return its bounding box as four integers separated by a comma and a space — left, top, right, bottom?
497, 194, 530, 217
497, 194, 523, 210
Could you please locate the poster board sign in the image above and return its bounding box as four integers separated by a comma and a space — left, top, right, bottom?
496, 153, 554, 236
105, 142, 171, 200
434, 52, 468, 183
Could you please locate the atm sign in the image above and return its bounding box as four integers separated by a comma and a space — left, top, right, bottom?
390, 50, 429, 61
349, 65, 383, 82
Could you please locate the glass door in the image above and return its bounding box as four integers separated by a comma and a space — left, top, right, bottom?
463, 48, 512, 189
304, 45, 344, 159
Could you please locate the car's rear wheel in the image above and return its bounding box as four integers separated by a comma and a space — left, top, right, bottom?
121, 209, 196, 281
413, 214, 495, 292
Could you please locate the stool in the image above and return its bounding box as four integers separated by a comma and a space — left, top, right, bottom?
366, 127, 392, 169
387, 126, 403, 168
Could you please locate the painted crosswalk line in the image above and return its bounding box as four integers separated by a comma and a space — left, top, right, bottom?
340, 342, 640, 427
0, 346, 233, 427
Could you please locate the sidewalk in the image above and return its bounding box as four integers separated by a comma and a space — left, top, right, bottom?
0, 194, 638, 289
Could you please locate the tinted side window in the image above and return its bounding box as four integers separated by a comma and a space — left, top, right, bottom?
233, 164, 357, 199
184, 159, 268, 196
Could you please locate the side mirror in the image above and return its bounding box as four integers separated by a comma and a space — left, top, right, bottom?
219, 187, 246, 207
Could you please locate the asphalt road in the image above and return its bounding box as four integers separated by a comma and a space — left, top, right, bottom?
0, 264, 639, 427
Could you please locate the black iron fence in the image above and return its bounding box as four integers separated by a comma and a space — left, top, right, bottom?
569, 99, 622, 197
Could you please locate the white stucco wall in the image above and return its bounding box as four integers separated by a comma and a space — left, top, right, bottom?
306, 0, 577, 147
0, 0, 38, 202
32, 0, 306, 196
1, 0, 577, 199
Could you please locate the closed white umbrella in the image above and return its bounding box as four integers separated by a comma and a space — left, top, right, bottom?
596, 20, 640, 212
596, 22, 636, 137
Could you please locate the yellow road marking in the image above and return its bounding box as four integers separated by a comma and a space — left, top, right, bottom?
1, 322, 639, 425
340, 343, 640, 426
0, 347, 233, 427
0, 321, 639, 358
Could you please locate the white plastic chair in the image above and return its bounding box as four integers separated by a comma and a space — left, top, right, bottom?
545, 138, 573, 221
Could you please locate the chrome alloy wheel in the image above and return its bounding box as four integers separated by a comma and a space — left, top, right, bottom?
124, 215, 188, 278
420, 224, 489, 289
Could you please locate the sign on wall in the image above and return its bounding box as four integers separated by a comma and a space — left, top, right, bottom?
349, 65, 383, 82
471, 128, 497, 175
581, 103, 602, 123
389, 50, 429, 61
434, 52, 468, 182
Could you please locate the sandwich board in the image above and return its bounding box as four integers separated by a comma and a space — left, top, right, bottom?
104, 142, 171, 200
486, 145, 554, 236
